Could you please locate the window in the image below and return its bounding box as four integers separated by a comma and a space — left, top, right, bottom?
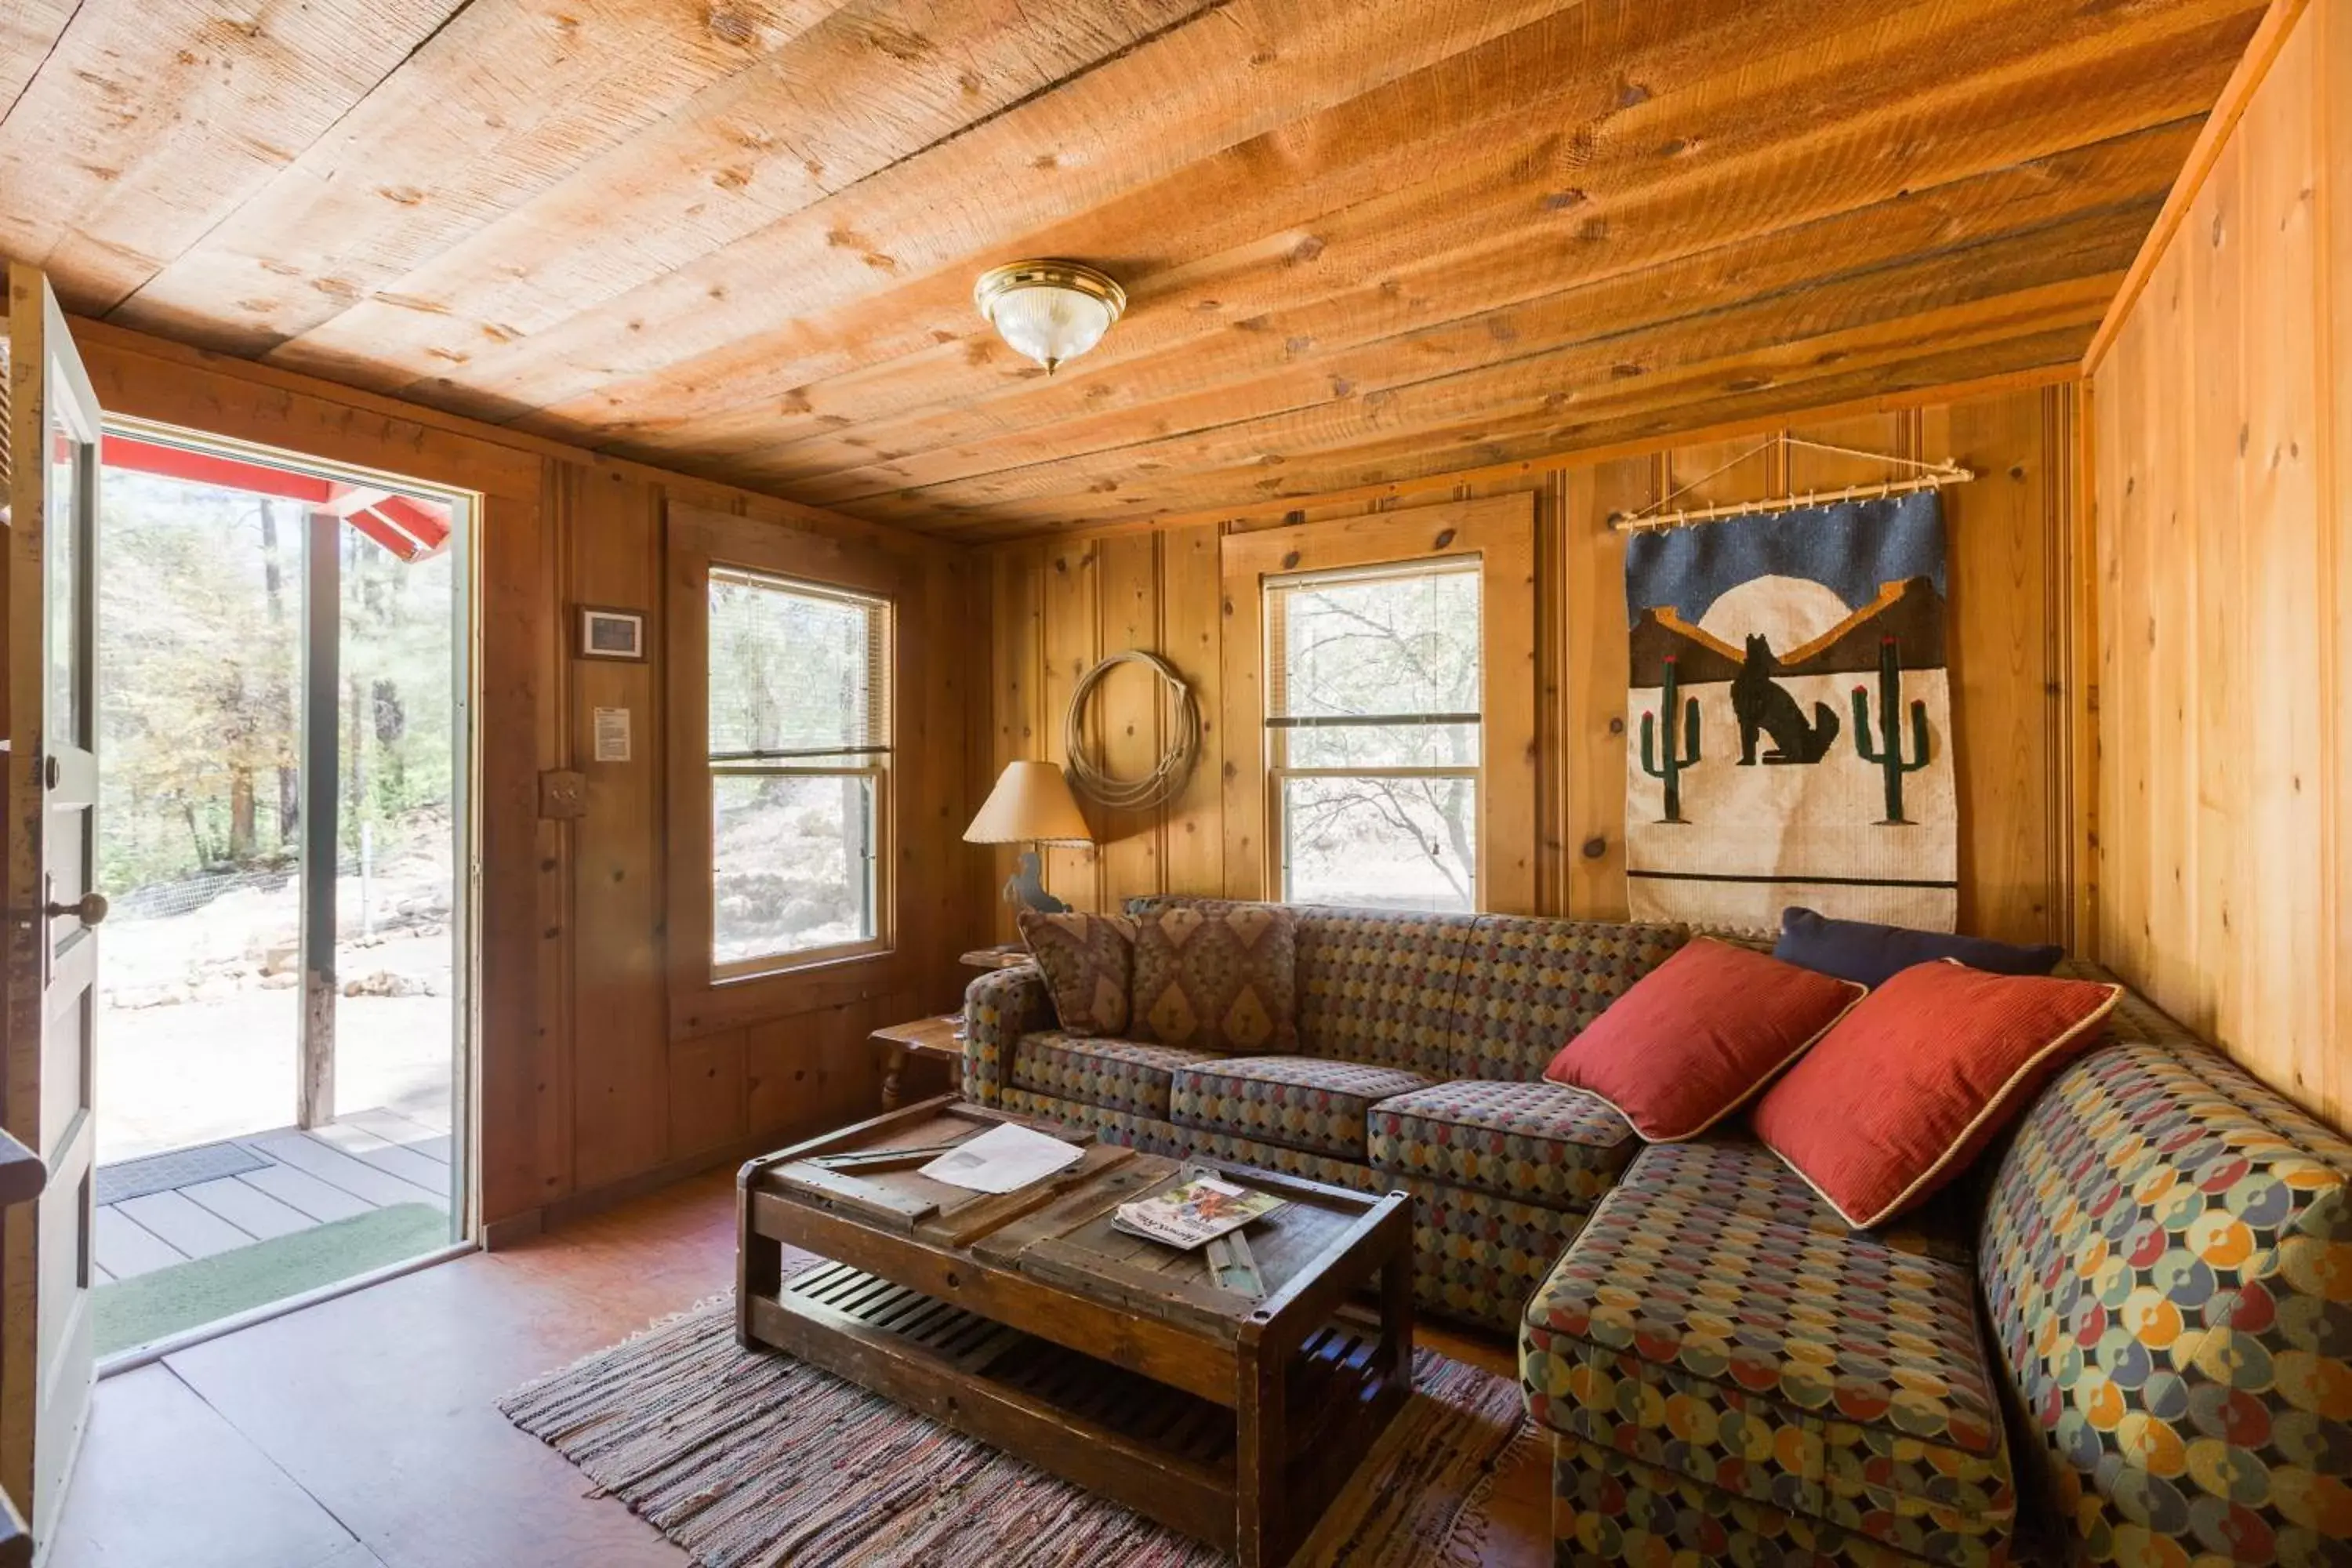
706, 568, 891, 975
1265, 558, 1481, 911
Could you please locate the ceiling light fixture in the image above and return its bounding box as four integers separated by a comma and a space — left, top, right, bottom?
973, 260, 1126, 375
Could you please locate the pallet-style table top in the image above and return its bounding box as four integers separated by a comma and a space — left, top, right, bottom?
740, 1098, 1398, 1343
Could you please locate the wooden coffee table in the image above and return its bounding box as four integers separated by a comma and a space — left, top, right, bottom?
736, 1097, 1415, 1567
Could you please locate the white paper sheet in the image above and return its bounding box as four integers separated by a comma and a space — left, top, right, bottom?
917, 1123, 1086, 1194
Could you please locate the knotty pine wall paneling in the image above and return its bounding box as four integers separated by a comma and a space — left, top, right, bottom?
61, 320, 972, 1233
660, 502, 975, 1163
2085, 0, 2351, 1129
975, 383, 2082, 951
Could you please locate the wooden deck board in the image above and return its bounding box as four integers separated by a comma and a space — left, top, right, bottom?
241, 1129, 448, 1213
93, 1205, 186, 1279
305, 1122, 451, 1192
336, 1109, 452, 1166
114, 1190, 256, 1258
178, 1176, 321, 1242
89, 1107, 457, 1319
232, 1162, 373, 1225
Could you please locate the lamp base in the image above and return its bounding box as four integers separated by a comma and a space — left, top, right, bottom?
1001, 849, 1069, 915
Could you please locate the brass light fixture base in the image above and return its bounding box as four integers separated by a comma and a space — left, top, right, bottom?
972, 259, 1128, 318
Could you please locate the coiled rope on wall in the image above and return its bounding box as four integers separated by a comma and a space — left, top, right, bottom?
1062, 650, 1200, 813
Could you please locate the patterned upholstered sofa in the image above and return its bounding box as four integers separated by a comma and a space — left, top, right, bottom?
1523, 979, 2352, 1568
960, 896, 1690, 1330
965, 900, 2350, 1564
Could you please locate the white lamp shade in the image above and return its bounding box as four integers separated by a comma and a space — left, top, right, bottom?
964, 760, 1094, 845
983, 283, 1116, 372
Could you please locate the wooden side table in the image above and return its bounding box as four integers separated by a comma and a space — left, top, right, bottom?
870, 1014, 964, 1111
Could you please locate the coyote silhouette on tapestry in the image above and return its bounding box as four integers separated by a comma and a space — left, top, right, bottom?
1624, 491, 1956, 931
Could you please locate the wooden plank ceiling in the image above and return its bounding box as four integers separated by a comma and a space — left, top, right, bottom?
0, 0, 2265, 540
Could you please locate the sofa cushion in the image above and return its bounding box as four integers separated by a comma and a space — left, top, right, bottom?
1131, 899, 1298, 1053
1016, 909, 1135, 1036
1615, 1138, 1976, 1267
1522, 1139, 2013, 1568
1008, 1032, 1219, 1121
1291, 906, 1476, 1073
1169, 1055, 1433, 1160
1978, 1022, 2352, 1568
1450, 915, 1687, 1082
1367, 1080, 1638, 1209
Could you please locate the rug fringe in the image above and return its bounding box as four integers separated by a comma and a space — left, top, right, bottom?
1435, 1413, 1541, 1568
496, 1291, 736, 1408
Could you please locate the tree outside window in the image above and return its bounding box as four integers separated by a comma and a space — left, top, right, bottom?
706, 569, 891, 973
1266, 561, 1480, 911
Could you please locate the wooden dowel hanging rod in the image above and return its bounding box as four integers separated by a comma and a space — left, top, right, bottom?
1612, 466, 1973, 532
1611, 434, 1973, 533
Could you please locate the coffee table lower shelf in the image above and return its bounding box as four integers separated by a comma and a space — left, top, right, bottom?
750, 1259, 1407, 1559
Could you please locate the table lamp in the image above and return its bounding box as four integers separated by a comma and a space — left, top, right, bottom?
964, 760, 1095, 913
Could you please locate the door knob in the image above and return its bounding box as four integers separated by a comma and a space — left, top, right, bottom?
45, 891, 106, 926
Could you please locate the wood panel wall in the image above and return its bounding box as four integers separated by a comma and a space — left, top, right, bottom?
973, 381, 2083, 953
2086, 0, 2352, 1128
61, 320, 973, 1234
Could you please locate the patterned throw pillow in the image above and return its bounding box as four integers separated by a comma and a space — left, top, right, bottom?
1130, 900, 1298, 1054
1015, 910, 1136, 1037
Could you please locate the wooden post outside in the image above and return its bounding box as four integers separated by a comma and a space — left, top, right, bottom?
298, 509, 339, 1129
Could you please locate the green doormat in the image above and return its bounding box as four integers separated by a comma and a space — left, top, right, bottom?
96, 1202, 452, 1357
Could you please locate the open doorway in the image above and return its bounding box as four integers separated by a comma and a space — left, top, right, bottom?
87, 427, 472, 1360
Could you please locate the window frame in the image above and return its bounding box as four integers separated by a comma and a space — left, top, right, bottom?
1263, 557, 1486, 910
703, 566, 895, 981
1220, 495, 1537, 914
667, 505, 910, 1010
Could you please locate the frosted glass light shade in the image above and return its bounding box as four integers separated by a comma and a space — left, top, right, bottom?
974, 261, 1126, 374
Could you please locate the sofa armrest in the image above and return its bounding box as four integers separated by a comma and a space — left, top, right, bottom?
961, 963, 1051, 1106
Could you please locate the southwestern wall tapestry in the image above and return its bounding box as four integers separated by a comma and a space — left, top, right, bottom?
1622, 492, 1957, 931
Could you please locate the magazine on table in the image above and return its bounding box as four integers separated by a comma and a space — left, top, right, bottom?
1112, 1172, 1282, 1250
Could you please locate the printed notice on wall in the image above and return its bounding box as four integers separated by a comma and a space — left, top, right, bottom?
593, 707, 632, 764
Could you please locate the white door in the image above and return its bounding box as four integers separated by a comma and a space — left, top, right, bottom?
3, 260, 106, 1549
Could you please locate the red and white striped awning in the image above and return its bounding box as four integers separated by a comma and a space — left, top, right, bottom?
102, 434, 452, 562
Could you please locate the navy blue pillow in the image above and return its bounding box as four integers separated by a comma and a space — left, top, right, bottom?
1772, 906, 2063, 990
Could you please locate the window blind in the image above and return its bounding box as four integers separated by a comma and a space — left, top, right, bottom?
707, 567, 891, 764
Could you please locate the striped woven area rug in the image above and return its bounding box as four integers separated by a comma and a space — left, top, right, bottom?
501, 1297, 1531, 1568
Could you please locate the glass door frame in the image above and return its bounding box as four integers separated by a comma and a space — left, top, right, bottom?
96, 416, 481, 1245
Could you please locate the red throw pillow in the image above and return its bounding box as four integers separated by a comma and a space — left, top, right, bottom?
1752, 960, 2122, 1229
1542, 938, 1864, 1142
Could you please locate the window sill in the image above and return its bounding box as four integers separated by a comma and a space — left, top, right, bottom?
711, 941, 895, 988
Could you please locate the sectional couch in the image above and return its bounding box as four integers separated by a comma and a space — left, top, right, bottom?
963, 898, 1686, 1328
960, 898, 2352, 1566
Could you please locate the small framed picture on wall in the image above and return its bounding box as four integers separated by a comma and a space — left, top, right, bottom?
578, 605, 647, 662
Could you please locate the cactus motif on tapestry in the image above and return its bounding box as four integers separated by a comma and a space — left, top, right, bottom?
1639, 655, 1702, 824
